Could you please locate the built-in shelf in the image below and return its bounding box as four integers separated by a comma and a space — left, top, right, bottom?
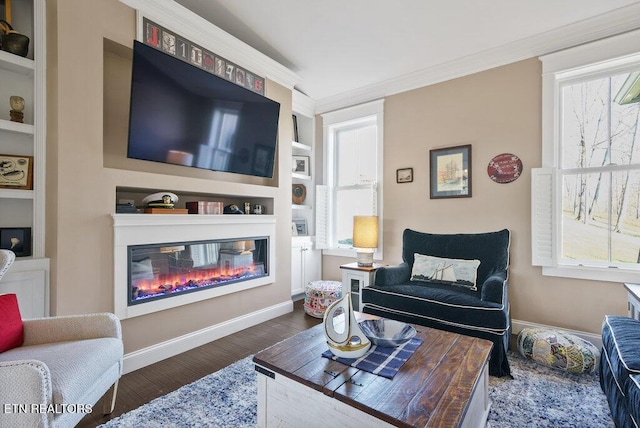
11, 256, 49, 269
292, 141, 312, 152
116, 186, 276, 216
0, 0, 49, 319
292, 90, 316, 246
0, 118, 35, 134
0, 188, 35, 199
0, 50, 34, 75
291, 91, 319, 298
292, 172, 312, 181
112, 213, 276, 227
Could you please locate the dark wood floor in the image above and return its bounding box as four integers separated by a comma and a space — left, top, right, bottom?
78, 299, 320, 427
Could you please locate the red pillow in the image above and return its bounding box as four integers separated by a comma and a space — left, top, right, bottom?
0, 294, 24, 352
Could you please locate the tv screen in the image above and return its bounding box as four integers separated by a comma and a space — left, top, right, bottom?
127, 41, 280, 178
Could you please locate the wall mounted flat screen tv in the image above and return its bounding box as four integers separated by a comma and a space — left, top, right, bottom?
127, 40, 280, 178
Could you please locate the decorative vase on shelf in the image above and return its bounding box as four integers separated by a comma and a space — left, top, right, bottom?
0, 20, 29, 57
9, 95, 24, 123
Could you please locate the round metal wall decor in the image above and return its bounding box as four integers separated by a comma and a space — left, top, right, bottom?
487, 153, 523, 184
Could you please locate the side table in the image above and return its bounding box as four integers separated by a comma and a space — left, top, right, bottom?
624, 283, 640, 320
340, 262, 383, 311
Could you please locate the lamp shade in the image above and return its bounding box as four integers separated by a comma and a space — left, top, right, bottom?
353, 216, 379, 248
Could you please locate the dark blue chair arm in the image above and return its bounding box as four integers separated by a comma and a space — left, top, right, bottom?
481, 272, 508, 304
374, 263, 411, 287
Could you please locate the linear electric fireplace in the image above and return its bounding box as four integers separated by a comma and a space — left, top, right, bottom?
128, 237, 268, 306
113, 214, 276, 319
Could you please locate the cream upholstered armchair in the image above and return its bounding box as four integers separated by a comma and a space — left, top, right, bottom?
0, 250, 124, 428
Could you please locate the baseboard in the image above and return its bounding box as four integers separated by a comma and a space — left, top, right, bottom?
291, 292, 305, 302
122, 310, 601, 374
512, 319, 602, 350
122, 300, 294, 374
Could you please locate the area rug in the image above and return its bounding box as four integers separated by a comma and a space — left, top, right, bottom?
101, 351, 613, 428
487, 352, 613, 427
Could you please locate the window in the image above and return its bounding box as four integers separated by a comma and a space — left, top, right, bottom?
534, 29, 640, 282
196, 105, 240, 171
317, 100, 384, 258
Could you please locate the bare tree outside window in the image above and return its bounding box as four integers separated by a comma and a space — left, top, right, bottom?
560, 72, 640, 264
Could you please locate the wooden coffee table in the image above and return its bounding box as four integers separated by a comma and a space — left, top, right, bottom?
253, 313, 493, 427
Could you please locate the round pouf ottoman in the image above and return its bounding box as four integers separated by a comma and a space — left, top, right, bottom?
517, 328, 600, 374
304, 280, 342, 318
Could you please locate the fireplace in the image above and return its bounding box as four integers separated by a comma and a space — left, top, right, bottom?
113, 214, 276, 319
128, 237, 268, 306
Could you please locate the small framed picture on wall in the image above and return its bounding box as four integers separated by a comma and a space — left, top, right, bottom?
396, 167, 413, 183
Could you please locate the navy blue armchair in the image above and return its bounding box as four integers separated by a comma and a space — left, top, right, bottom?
362, 228, 512, 377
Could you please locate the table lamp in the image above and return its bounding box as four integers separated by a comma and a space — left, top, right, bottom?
353, 215, 378, 267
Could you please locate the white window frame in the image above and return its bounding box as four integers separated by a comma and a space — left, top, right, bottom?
535, 29, 640, 283
318, 99, 384, 259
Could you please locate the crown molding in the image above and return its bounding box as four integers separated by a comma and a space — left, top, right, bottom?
292, 90, 316, 118
119, 0, 300, 90
316, 2, 640, 114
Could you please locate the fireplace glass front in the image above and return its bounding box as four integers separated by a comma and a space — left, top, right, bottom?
127, 237, 268, 306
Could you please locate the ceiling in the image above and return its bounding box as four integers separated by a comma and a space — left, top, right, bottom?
174, 0, 640, 105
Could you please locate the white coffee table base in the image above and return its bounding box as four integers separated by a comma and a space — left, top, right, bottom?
255, 362, 490, 428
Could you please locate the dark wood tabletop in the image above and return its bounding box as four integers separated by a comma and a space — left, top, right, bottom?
253, 314, 493, 428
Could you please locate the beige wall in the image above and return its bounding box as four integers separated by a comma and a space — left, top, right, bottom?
47, 0, 293, 353
323, 58, 627, 335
